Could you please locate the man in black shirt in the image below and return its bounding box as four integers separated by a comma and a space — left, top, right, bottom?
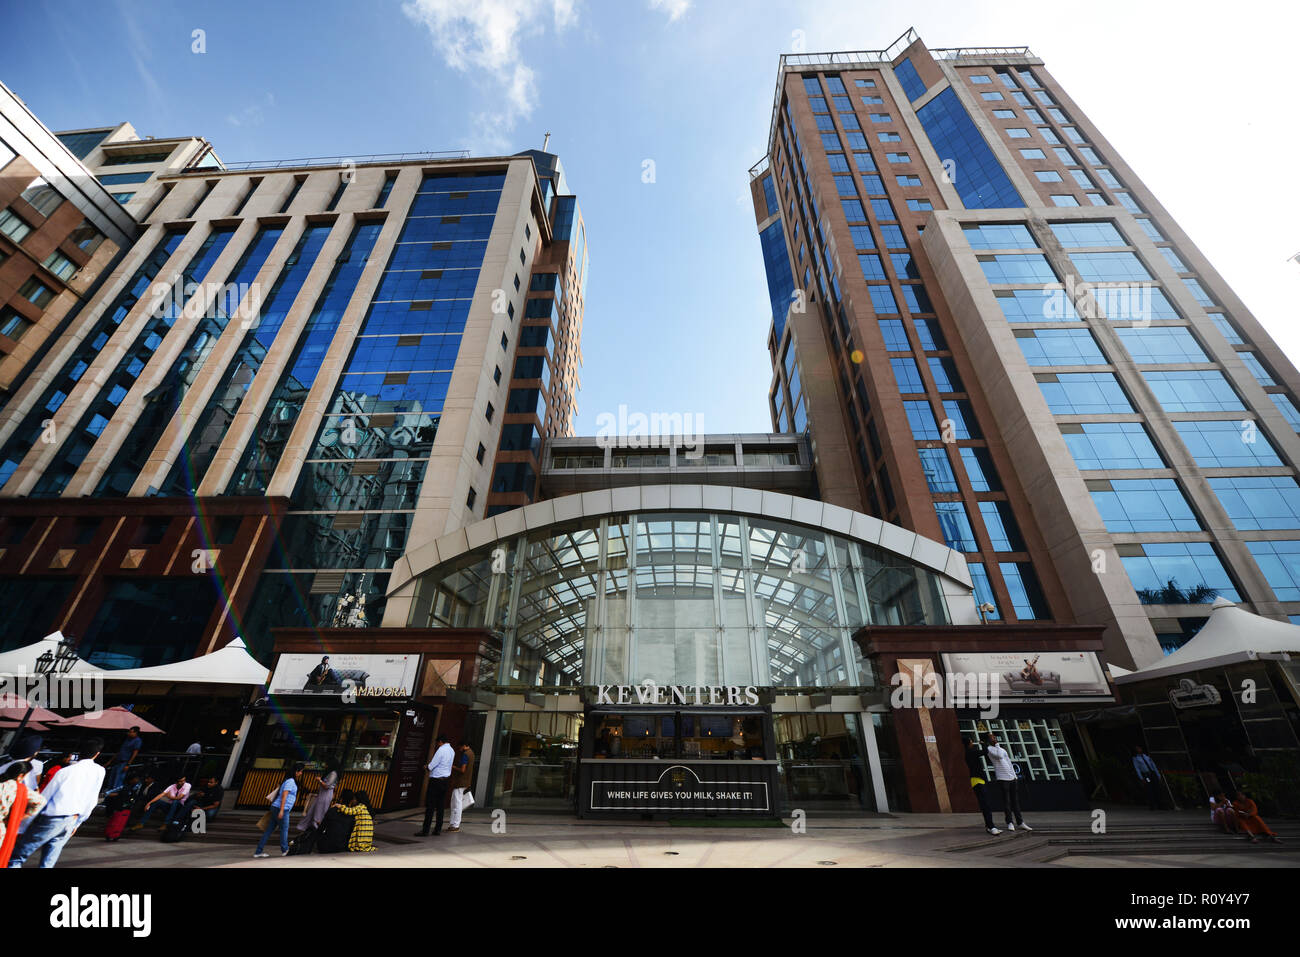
965, 737, 1000, 835
186, 775, 225, 825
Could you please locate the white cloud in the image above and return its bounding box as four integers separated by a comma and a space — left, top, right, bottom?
402, 0, 577, 147
648, 0, 691, 21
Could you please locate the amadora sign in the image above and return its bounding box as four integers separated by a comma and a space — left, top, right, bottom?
594, 681, 759, 706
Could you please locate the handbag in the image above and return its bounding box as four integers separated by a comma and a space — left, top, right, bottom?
462, 790, 475, 809
256, 809, 273, 831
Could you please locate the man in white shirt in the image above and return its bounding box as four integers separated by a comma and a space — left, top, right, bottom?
416, 734, 454, 837
0, 734, 44, 793
8, 737, 106, 868
984, 733, 1031, 832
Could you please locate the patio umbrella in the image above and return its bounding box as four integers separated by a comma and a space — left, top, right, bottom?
50, 706, 165, 734
0, 694, 63, 725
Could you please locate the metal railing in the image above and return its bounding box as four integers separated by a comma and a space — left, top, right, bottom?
932, 45, 1034, 60
181, 150, 472, 174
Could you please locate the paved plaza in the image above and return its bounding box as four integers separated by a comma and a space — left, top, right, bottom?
43, 807, 1297, 869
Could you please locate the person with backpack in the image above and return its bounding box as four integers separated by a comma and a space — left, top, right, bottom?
253, 763, 302, 859
964, 737, 999, 835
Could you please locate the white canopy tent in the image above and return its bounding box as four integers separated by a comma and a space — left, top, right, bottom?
0, 632, 102, 674
1114, 598, 1300, 685
0, 633, 268, 686
80, 637, 270, 687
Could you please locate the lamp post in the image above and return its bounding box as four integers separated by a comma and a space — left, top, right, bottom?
8, 638, 81, 746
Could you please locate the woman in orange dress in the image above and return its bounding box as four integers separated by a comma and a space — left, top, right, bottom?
0, 762, 46, 867
1233, 791, 1281, 844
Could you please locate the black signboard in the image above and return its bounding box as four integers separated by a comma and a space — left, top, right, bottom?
589, 764, 772, 812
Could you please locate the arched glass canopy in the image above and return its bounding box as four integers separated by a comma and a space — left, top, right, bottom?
405, 500, 968, 691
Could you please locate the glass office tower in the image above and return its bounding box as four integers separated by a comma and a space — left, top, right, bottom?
750, 29, 1300, 672
0, 149, 587, 664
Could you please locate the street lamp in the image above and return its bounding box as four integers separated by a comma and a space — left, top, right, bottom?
9, 637, 81, 744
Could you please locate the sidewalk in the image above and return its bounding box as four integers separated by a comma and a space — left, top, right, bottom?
47, 805, 1297, 869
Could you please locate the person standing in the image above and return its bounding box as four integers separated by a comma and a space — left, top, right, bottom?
985, 733, 1031, 832
447, 741, 476, 833
254, 763, 303, 858
107, 727, 142, 792
299, 759, 339, 834
1132, 746, 1162, 810
415, 734, 453, 837
8, 737, 106, 868
965, 737, 999, 835
0, 735, 44, 793
0, 762, 44, 867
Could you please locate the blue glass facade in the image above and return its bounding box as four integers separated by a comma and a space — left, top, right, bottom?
894, 58, 928, 101
97, 225, 286, 495
0, 230, 186, 489
33, 227, 237, 496
227, 221, 384, 495
760, 220, 796, 341
915, 88, 1023, 209
161, 224, 335, 495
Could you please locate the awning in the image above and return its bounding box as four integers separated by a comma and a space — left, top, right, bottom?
1114, 598, 1300, 685
0, 634, 268, 687
0, 633, 102, 674
90, 638, 270, 687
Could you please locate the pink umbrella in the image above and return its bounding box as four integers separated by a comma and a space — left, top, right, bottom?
50, 706, 165, 734
0, 694, 63, 724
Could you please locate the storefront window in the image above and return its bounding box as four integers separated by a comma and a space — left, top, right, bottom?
490, 712, 582, 810
960, 717, 1079, 781
774, 713, 871, 810
591, 711, 765, 760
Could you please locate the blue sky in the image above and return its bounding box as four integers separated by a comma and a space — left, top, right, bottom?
5, 0, 1298, 436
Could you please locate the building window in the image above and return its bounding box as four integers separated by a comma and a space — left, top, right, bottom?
1210, 476, 1300, 531
42, 250, 77, 281
1121, 543, 1239, 604
1141, 370, 1242, 413
1038, 372, 1132, 414
485, 402, 495, 422
934, 501, 978, 552
1245, 541, 1300, 600
17, 278, 54, 308
467, 487, 477, 509
963, 224, 1037, 249
0, 208, 33, 244
1091, 478, 1201, 532
999, 564, 1050, 619
978, 254, 1056, 284
1016, 328, 1105, 366
1034, 170, 1063, 183
1116, 327, 1207, 364
1006, 128, 1030, 139
1051, 195, 1080, 207
20, 178, 63, 217
0, 307, 33, 342
896, 175, 922, 187
1061, 422, 1165, 470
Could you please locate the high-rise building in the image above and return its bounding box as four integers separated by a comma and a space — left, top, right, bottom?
750, 28, 1300, 674
1, 83, 138, 401
55, 121, 223, 216
0, 146, 587, 667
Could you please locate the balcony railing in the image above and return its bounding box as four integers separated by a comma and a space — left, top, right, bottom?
180, 150, 472, 173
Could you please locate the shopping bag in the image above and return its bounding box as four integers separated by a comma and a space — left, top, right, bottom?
256, 810, 273, 831
462, 791, 475, 809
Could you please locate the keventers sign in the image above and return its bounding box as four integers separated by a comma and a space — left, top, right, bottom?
595, 681, 759, 706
